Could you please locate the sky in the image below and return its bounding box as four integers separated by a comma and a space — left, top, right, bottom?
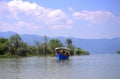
0, 0, 120, 39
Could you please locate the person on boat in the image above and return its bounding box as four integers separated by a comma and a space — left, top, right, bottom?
56, 51, 60, 55
56, 51, 63, 58
66, 52, 69, 57
61, 50, 70, 59
62, 50, 66, 56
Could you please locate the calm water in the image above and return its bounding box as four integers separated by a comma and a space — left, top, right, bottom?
0, 54, 120, 79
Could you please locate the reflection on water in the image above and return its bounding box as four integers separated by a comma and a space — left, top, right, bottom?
0, 54, 120, 79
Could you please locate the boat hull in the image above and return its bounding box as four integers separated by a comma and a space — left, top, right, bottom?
56, 54, 69, 60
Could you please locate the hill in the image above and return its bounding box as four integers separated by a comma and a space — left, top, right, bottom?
0, 31, 120, 54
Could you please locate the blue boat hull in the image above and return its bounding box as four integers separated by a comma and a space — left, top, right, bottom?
56, 54, 69, 60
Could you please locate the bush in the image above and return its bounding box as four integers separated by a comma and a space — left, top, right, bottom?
75, 48, 89, 55
17, 48, 27, 56
117, 50, 120, 54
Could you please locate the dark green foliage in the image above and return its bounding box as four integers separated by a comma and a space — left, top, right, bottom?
48, 39, 63, 53
17, 48, 27, 56
9, 34, 22, 55
66, 39, 72, 47
43, 36, 48, 56
75, 48, 89, 55
65, 39, 75, 53
0, 38, 8, 55
8, 34, 29, 56
34, 40, 43, 55
117, 50, 120, 54
26, 46, 37, 55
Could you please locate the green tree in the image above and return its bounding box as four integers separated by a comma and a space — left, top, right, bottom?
65, 39, 72, 47
8, 34, 27, 56
65, 39, 75, 53
17, 41, 28, 56
75, 48, 89, 55
48, 39, 63, 53
0, 38, 8, 55
68, 45, 75, 53
34, 40, 43, 55
17, 48, 27, 56
26, 46, 37, 56
43, 36, 48, 56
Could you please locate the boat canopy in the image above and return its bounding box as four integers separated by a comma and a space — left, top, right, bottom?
55, 47, 70, 51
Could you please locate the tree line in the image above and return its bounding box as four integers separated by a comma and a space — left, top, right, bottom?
0, 34, 89, 57
117, 50, 120, 54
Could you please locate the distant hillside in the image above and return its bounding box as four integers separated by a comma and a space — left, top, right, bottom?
0, 31, 120, 54
0, 31, 17, 38
72, 38, 120, 54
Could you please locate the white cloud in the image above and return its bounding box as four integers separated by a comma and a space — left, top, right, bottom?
73, 10, 118, 24
52, 24, 72, 30
47, 9, 66, 23
0, 21, 42, 33
0, 0, 72, 32
0, 0, 120, 38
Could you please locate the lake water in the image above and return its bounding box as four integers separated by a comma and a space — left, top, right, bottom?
0, 54, 120, 79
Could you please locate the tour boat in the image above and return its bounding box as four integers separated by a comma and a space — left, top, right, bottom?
55, 47, 70, 60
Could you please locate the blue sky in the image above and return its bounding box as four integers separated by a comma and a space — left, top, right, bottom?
0, 0, 120, 39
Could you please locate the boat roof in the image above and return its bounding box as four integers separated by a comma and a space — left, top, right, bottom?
55, 47, 70, 51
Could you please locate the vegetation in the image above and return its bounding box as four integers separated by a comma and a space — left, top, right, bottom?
117, 50, 120, 54
48, 39, 63, 54
0, 38, 8, 55
75, 48, 89, 55
0, 34, 89, 57
65, 39, 75, 53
